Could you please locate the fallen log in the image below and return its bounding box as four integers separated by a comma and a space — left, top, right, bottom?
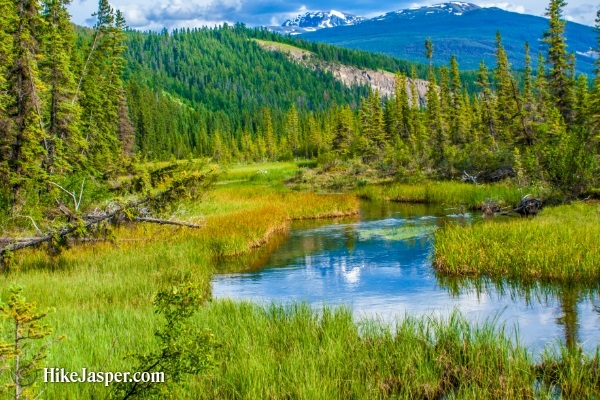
0, 168, 217, 269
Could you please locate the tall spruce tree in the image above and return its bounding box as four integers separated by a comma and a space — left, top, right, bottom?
3, 0, 47, 210
41, 0, 85, 173
543, 0, 575, 125
424, 39, 445, 171
494, 31, 518, 143
0, 0, 17, 205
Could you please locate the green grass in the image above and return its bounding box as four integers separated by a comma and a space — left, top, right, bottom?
0, 178, 359, 399
1, 165, 599, 398
434, 202, 600, 282
186, 302, 596, 399
356, 181, 547, 210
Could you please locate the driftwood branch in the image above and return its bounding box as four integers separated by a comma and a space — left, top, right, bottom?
49, 179, 85, 212
461, 171, 480, 185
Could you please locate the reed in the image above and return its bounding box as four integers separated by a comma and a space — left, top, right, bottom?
183, 302, 593, 399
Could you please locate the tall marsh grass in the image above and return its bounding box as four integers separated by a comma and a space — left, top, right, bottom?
186, 302, 595, 399
434, 202, 600, 282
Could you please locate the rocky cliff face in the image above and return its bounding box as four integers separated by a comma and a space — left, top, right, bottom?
257, 41, 429, 104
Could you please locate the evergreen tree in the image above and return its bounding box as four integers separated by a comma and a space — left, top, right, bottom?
494, 31, 518, 143
262, 108, 277, 160
41, 0, 85, 173
2, 0, 47, 210
543, 0, 575, 124
424, 39, 445, 171
476, 61, 497, 144
285, 105, 300, 157
0, 0, 17, 205
332, 105, 353, 159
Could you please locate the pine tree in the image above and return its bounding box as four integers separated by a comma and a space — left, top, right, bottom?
262, 108, 277, 160
332, 105, 353, 159
573, 74, 589, 127
494, 31, 518, 143
284, 105, 299, 157
476, 61, 497, 144
424, 40, 445, 171
393, 72, 410, 139
591, 10, 600, 135
0, 0, 17, 202
449, 55, 466, 144
40, 0, 85, 173
543, 0, 575, 124
3, 0, 48, 210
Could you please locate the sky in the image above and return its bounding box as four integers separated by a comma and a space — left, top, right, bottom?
67, 0, 600, 31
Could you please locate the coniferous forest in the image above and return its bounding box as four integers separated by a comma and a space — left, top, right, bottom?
1, 0, 600, 398
2, 0, 599, 219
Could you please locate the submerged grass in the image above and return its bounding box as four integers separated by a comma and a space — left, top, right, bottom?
356, 181, 547, 210
434, 202, 600, 282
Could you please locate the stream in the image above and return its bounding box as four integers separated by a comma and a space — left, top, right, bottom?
212, 201, 600, 354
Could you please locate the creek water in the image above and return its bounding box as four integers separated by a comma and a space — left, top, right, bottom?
212, 201, 600, 354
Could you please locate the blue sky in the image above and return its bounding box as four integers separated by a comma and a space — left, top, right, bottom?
68, 1, 600, 31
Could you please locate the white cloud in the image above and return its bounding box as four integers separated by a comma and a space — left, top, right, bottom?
478, 2, 527, 14
565, 3, 599, 26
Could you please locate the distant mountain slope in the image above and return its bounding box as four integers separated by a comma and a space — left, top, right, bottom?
270, 10, 364, 35
300, 2, 597, 74
254, 39, 430, 102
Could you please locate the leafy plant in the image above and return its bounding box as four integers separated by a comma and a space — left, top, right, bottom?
112, 283, 216, 399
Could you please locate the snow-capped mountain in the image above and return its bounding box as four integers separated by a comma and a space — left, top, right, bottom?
270, 10, 364, 35
379, 2, 481, 19
298, 2, 596, 75
283, 10, 364, 28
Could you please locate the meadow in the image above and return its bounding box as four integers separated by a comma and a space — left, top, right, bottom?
0, 162, 599, 399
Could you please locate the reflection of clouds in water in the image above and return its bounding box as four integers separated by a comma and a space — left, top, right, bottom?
213, 203, 600, 355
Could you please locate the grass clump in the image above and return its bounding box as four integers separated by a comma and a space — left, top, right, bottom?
433, 202, 600, 282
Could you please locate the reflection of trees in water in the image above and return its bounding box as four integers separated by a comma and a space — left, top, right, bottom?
438, 275, 598, 350
216, 217, 360, 274
343, 225, 356, 255
556, 285, 579, 350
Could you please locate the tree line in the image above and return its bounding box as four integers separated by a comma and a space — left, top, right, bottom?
126, 0, 598, 197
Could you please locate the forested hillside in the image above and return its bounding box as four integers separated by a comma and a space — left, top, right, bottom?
1, 0, 599, 221
121, 25, 483, 162
122, 25, 371, 160
121, 17, 599, 198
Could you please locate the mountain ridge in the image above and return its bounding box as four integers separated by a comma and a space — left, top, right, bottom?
267, 2, 597, 74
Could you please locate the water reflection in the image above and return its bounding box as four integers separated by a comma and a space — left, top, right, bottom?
212, 201, 600, 354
